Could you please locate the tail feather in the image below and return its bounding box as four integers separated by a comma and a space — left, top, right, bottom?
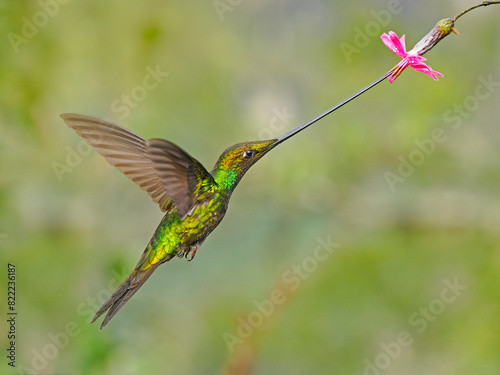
92, 263, 160, 330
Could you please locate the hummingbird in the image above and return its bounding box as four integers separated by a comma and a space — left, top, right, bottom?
60, 75, 386, 329
61, 113, 292, 329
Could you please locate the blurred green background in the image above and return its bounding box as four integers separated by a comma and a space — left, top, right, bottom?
1, 1, 500, 374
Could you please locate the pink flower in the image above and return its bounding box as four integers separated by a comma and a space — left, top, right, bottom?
381, 31, 443, 83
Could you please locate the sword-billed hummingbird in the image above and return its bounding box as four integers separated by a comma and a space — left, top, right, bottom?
61, 75, 387, 329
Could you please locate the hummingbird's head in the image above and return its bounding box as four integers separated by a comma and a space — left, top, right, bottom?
211, 139, 278, 189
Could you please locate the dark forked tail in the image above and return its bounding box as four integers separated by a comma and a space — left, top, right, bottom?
91, 265, 157, 330
92, 253, 175, 330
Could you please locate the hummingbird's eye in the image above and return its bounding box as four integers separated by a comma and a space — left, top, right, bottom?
242, 150, 256, 159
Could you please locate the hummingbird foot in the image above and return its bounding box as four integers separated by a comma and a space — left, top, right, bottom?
177, 241, 203, 262
186, 248, 198, 261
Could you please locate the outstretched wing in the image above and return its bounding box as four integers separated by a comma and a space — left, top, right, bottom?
60, 113, 215, 218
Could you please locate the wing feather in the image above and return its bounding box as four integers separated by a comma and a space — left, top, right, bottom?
60, 113, 215, 217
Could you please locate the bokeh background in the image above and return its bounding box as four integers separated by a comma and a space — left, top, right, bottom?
1, 0, 500, 374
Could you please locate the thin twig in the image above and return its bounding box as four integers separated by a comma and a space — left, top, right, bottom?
454, 1, 500, 22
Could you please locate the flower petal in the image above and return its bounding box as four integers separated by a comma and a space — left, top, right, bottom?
409, 62, 443, 80
382, 30, 443, 82
381, 31, 408, 58
398, 34, 406, 52
387, 31, 407, 58
380, 33, 395, 51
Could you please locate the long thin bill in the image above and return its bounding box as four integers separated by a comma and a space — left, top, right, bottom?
273, 72, 390, 146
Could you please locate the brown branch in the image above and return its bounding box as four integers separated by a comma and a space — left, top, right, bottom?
454, 1, 500, 22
